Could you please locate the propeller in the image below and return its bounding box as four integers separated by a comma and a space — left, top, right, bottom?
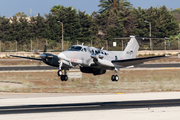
43, 43, 47, 53
33, 50, 40, 55
32, 42, 48, 55
38, 44, 48, 66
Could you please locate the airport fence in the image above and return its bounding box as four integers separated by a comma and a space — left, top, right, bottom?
1, 38, 180, 52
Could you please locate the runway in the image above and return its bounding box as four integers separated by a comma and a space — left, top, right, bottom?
1, 92, 180, 120
0, 63, 180, 71
0, 99, 180, 115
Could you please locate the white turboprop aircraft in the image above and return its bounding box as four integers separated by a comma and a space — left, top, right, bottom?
10, 36, 169, 82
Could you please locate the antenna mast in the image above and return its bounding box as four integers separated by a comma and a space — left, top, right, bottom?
30, 9, 32, 17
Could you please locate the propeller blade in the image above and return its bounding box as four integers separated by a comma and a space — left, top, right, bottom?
37, 60, 42, 67
33, 50, 40, 55
43, 44, 47, 53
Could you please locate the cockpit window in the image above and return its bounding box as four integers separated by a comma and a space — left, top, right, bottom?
68, 46, 82, 51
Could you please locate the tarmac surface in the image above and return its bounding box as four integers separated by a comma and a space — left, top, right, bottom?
0, 60, 180, 119
0, 92, 180, 120
0, 63, 180, 71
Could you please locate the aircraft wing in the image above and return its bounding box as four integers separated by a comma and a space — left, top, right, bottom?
112, 55, 169, 67
10, 55, 42, 61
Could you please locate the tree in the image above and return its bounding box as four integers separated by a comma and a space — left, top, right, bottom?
98, 0, 132, 14
0, 16, 11, 42
132, 6, 179, 37
171, 8, 180, 23
30, 13, 46, 39
15, 12, 27, 17
77, 11, 95, 43
97, 0, 135, 39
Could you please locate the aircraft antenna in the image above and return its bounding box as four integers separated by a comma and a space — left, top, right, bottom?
30, 9, 32, 17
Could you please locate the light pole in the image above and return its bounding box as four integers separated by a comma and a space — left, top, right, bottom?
144, 20, 152, 50
57, 21, 64, 51
178, 38, 179, 51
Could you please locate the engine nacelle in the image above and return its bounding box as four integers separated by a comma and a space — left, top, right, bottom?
42, 54, 59, 67
80, 67, 106, 75
95, 58, 114, 67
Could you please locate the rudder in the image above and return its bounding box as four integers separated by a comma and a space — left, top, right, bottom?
121, 36, 140, 59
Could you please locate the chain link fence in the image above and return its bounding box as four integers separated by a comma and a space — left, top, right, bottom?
1, 38, 179, 52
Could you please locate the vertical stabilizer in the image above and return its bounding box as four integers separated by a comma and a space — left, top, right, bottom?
121, 36, 140, 59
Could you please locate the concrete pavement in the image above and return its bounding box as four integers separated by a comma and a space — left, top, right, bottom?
0, 92, 180, 120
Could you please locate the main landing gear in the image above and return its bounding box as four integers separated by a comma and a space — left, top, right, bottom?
58, 70, 68, 81
111, 70, 119, 82
58, 60, 68, 81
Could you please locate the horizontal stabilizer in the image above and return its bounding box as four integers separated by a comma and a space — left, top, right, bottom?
112, 55, 169, 67
10, 55, 42, 61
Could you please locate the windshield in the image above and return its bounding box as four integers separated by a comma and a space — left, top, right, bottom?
68, 46, 82, 51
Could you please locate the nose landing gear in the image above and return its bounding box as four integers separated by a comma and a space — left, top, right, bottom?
58, 70, 68, 81
58, 60, 68, 81
111, 70, 119, 82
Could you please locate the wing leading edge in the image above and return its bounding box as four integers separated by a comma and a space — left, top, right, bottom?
10, 55, 42, 61
112, 55, 169, 67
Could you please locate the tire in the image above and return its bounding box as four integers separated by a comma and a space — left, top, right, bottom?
58, 70, 62, 76
64, 75, 68, 81
115, 75, 119, 81
111, 75, 119, 82
61, 75, 65, 81
111, 75, 115, 81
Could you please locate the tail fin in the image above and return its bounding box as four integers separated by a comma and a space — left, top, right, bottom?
114, 36, 169, 59
121, 36, 140, 59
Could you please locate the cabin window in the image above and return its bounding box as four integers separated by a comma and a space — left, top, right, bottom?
92, 50, 94, 54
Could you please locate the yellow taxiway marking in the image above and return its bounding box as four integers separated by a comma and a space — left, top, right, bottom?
116, 93, 124, 94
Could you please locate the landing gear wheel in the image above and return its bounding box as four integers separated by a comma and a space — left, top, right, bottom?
61, 75, 68, 81
61, 75, 64, 81
58, 70, 62, 76
114, 75, 119, 81
111, 75, 119, 82
64, 75, 68, 81
111, 75, 115, 81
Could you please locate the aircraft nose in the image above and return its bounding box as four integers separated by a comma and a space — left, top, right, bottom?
58, 53, 66, 60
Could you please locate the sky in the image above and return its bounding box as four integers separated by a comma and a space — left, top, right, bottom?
0, 0, 180, 17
